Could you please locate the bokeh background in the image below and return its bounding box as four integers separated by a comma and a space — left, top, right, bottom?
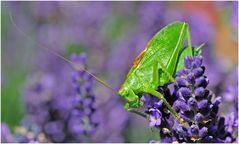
1, 1, 238, 142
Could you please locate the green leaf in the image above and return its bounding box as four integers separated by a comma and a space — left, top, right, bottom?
2, 71, 26, 131
1, 7, 10, 41
66, 43, 84, 56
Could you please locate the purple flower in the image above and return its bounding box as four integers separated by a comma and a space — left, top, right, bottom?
1, 121, 49, 143
149, 108, 162, 127
1, 123, 15, 143
142, 56, 237, 143
14, 123, 48, 143
221, 68, 238, 115
229, 1, 238, 31
23, 54, 97, 142
30, 1, 60, 19
225, 112, 238, 133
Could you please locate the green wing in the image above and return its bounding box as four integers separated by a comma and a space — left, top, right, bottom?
135, 22, 187, 68
127, 22, 188, 86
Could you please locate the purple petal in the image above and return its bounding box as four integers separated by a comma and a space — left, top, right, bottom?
176, 77, 188, 87
70, 53, 87, 65
198, 99, 208, 109
192, 67, 204, 77
1, 123, 15, 143
153, 99, 163, 108
44, 121, 64, 135
190, 124, 199, 135
225, 112, 238, 133
173, 99, 189, 112
184, 57, 194, 69
195, 87, 205, 97
195, 113, 204, 122
149, 115, 161, 127
188, 97, 197, 108
195, 76, 209, 88
199, 127, 208, 137
149, 108, 162, 118
213, 97, 221, 106
194, 56, 203, 67
149, 108, 162, 127
186, 73, 195, 84
177, 87, 192, 99
140, 94, 151, 103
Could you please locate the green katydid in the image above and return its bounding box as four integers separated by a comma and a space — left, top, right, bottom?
10, 12, 202, 124
118, 22, 202, 122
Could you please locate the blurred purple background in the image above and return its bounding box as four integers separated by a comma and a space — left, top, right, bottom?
1, 1, 238, 142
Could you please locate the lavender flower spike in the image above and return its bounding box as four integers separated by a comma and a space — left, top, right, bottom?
23, 54, 97, 142
143, 56, 238, 143
1, 123, 15, 143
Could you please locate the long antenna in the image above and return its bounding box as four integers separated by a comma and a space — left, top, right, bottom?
9, 11, 117, 94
